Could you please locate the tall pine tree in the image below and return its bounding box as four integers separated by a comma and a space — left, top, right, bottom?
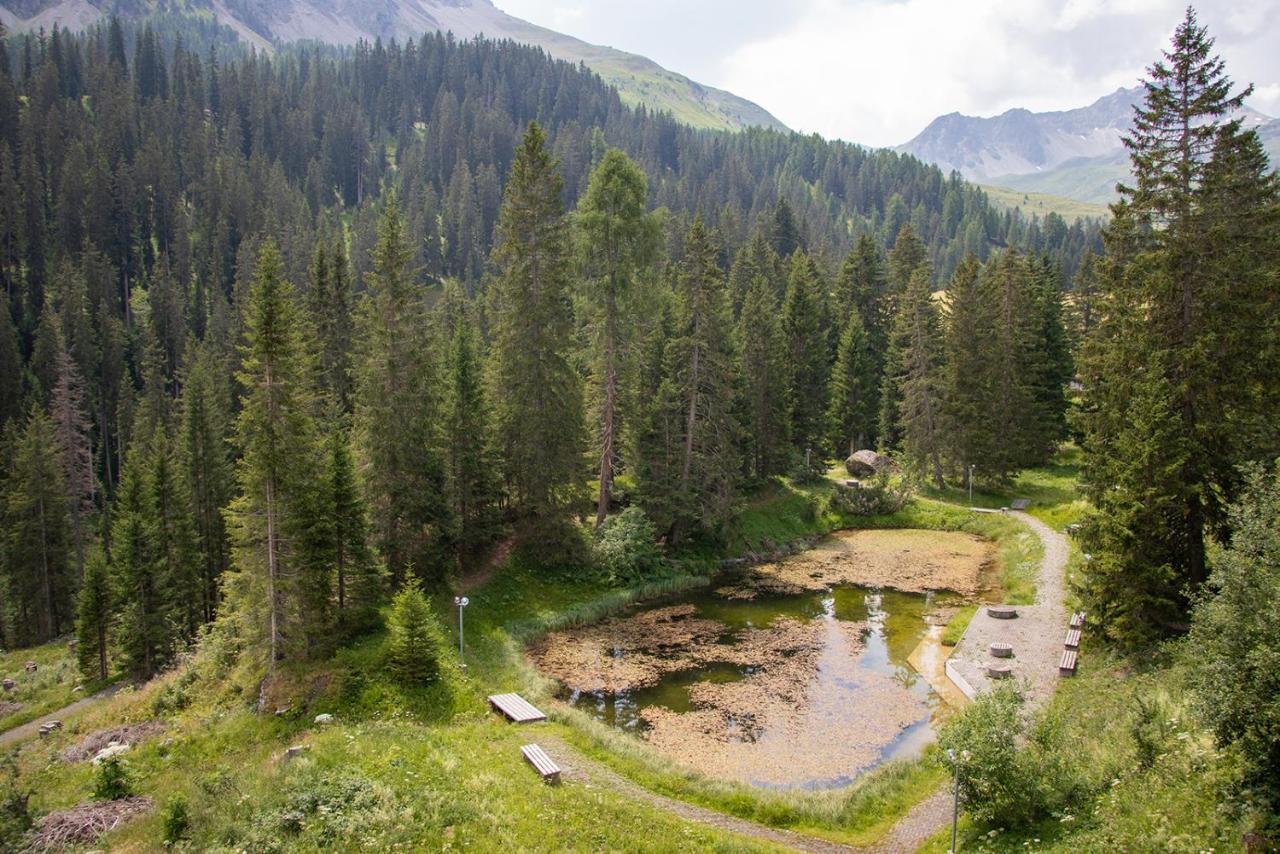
576, 149, 659, 529
488, 122, 585, 534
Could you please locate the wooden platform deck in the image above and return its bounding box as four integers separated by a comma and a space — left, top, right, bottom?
489, 693, 547, 723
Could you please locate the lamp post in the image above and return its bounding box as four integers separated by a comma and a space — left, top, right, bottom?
454, 596, 470, 668
968, 464, 975, 506
947, 748, 960, 853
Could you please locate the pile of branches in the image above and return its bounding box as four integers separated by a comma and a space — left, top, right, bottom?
60, 722, 166, 763
27, 797, 153, 852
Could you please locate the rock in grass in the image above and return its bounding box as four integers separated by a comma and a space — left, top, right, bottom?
282, 745, 310, 763
314, 713, 334, 725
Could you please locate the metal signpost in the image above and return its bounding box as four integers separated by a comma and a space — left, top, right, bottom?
454, 596, 470, 668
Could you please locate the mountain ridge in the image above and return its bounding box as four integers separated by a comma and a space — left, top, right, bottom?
899, 86, 1278, 204
0, 0, 788, 133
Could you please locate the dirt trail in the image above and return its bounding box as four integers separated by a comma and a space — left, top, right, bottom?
0, 684, 124, 749
538, 734, 855, 853
454, 533, 519, 595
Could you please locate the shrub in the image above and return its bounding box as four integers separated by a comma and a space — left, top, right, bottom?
93, 755, 133, 801
162, 795, 191, 845
384, 578, 448, 684
938, 684, 1083, 827
786, 449, 827, 484
1188, 461, 1280, 809
593, 507, 667, 584
0, 760, 31, 849
829, 471, 913, 517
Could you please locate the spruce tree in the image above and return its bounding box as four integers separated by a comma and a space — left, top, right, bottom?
978, 252, 1041, 479
637, 217, 740, 545
576, 149, 659, 529
488, 122, 585, 531
109, 440, 170, 678
51, 344, 96, 583
827, 306, 876, 457
354, 196, 452, 586
737, 272, 788, 480
76, 547, 111, 681
3, 406, 74, 646
0, 304, 21, 431
771, 198, 803, 259
326, 419, 380, 632
883, 267, 947, 486
1079, 8, 1280, 640
145, 430, 201, 642
781, 252, 828, 460
385, 577, 447, 685
180, 342, 233, 623
309, 238, 355, 411
941, 255, 988, 475
226, 241, 322, 668
439, 284, 500, 555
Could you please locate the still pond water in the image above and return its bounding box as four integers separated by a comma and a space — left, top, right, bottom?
562, 582, 956, 789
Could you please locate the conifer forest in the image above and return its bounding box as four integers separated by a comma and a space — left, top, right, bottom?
0, 5, 1276, 852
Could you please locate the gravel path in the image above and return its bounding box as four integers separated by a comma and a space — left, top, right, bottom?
873, 790, 953, 853
946, 511, 1070, 706
0, 684, 124, 749
539, 734, 855, 853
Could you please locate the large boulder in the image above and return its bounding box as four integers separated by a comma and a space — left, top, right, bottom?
845, 449, 891, 478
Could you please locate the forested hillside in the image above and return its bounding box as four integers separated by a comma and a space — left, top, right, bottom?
0, 6, 1279, 852
0, 17, 1095, 660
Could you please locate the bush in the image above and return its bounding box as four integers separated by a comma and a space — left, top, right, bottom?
384, 578, 449, 685
0, 760, 31, 849
162, 795, 191, 845
938, 684, 1083, 827
829, 471, 913, 517
93, 754, 133, 801
593, 508, 667, 584
786, 449, 828, 484
1188, 461, 1280, 809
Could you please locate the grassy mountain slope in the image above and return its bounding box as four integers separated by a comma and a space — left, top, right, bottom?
980, 183, 1111, 222
0, 0, 787, 133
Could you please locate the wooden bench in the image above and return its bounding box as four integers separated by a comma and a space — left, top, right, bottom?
1059, 649, 1078, 676
489, 693, 547, 723
1070, 611, 1086, 629
1064, 628, 1081, 650
1010, 498, 1031, 511
989, 642, 1014, 658
521, 743, 561, 783
986, 605, 1018, 620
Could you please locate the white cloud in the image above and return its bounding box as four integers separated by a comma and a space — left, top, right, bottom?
721, 0, 1280, 145
496, 0, 1280, 147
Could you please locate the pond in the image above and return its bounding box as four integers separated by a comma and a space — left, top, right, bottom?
531, 529, 993, 789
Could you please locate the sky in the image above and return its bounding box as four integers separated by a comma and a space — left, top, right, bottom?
496, 0, 1280, 147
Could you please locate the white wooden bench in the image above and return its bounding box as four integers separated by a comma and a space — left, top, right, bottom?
1059, 649, 1078, 676
521, 743, 561, 783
